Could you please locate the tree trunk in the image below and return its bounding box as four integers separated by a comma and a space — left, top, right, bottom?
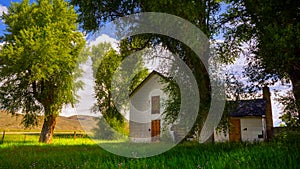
39, 114, 57, 143
290, 68, 300, 124
292, 80, 300, 123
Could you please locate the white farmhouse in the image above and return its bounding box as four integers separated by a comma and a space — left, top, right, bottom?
129, 71, 171, 143
129, 70, 274, 143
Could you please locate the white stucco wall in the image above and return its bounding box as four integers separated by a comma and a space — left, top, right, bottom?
214, 117, 266, 142
214, 129, 229, 142
240, 117, 265, 142
129, 73, 167, 143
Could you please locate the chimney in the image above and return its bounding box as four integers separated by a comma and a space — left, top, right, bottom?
263, 86, 273, 140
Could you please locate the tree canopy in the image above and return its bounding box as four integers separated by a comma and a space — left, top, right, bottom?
0, 0, 85, 143
72, 0, 223, 139
89, 41, 149, 139
220, 0, 300, 125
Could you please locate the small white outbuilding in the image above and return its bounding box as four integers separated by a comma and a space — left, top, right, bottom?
214, 87, 274, 142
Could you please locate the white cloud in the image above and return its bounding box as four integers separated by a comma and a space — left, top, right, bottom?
61, 34, 119, 117
61, 57, 97, 117
0, 4, 8, 17
88, 34, 119, 51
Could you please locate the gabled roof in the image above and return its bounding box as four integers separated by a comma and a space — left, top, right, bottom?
130, 71, 268, 117
129, 70, 166, 97
229, 99, 266, 117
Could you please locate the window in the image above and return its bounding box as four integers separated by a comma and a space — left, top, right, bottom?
151, 96, 160, 114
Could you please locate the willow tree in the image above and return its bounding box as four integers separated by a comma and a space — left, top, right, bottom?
90, 40, 149, 139
0, 0, 85, 143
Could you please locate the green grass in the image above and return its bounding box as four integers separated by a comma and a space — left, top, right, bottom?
0, 133, 300, 169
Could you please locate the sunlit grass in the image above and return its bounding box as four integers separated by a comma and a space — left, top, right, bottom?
0, 132, 300, 168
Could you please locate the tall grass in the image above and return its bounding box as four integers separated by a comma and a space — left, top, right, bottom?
0, 132, 300, 169
0, 133, 93, 146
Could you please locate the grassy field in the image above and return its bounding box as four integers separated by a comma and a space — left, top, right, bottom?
0, 132, 300, 169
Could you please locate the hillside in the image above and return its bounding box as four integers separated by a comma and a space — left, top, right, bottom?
0, 110, 98, 132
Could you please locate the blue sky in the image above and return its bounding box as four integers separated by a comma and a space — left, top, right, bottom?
0, 0, 116, 38
0, 2, 9, 37
0, 0, 37, 37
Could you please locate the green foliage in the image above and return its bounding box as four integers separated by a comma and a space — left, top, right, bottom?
71, 0, 220, 36
161, 78, 181, 125
93, 116, 128, 140
275, 91, 300, 127
90, 42, 112, 77
91, 43, 148, 136
220, 0, 300, 125
71, 0, 140, 32
93, 49, 125, 130
272, 130, 300, 145
0, 0, 86, 127
72, 0, 228, 136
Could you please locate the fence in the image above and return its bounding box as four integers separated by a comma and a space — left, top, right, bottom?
0, 131, 88, 143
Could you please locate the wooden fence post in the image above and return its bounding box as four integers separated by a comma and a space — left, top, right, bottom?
24, 134, 26, 142
1, 131, 5, 143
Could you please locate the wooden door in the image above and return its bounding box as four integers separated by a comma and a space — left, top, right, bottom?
151, 120, 160, 142
229, 118, 241, 142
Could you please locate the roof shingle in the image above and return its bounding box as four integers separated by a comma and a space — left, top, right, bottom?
229, 99, 266, 117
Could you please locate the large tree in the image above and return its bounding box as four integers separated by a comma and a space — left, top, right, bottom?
93, 49, 127, 138
91, 42, 148, 139
0, 0, 85, 143
72, 0, 222, 139
90, 42, 112, 77
220, 0, 300, 124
